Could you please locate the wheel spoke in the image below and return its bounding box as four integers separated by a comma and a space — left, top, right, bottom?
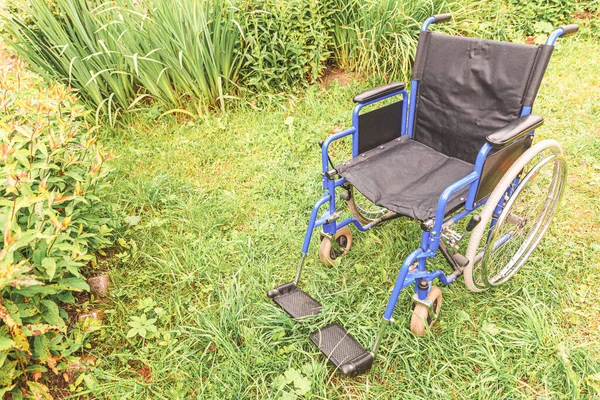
348, 186, 387, 223
484, 152, 564, 285
464, 141, 566, 292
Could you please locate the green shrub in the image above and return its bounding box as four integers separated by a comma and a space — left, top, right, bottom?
327, 0, 453, 81
509, 0, 577, 35
581, 0, 600, 12
0, 46, 112, 396
238, 0, 330, 96
6, 0, 577, 119
463, 0, 579, 39
4, 0, 247, 116
3, 0, 456, 116
509, 0, 576, 36
4, 0, 137, 124
117, 0, 245, 113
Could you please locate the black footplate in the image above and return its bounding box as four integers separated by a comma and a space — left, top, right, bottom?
267, 282, 321, 320
309, 323, 373, 376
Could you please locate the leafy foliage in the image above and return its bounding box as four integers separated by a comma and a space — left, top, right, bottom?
126, 314, 158, 339
0, 45, 112, 395
465, 0, 582, 39
2, 0, 458, 118
3, 0, 137, 124
115, 0, 245, 114
3, 0, 584, 119
325, 0, 453, 81
238, 0, 331, 95
509, 0, 576, 36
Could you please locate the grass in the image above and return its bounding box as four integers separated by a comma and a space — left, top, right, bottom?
37, 28, 598, 398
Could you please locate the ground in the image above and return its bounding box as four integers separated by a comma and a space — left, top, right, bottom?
81, 33, 600, 399
4, 29, 600, 400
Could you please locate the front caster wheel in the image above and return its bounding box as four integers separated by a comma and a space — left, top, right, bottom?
319, 226, 353, 267
410, 286, 443, 336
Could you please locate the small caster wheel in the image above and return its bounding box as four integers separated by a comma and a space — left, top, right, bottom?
319, 226, 353, 267
410, 286, 442, 337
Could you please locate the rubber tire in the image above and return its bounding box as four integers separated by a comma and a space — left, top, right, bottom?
464, 139, 565, 292
410, 286, 443, 337
319, 226, 353, 267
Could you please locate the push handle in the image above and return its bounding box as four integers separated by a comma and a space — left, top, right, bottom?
546, 23, 579, 45
559, 24, 579, 36
422, 14, 452, 31
432, 13, 452, 23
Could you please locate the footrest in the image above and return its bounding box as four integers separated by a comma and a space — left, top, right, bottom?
309, 323, 373, 377
269, 282, 321, 320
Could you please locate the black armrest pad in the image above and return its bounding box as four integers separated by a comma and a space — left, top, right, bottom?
486, 114, 544, 147
353, 82, 405, 104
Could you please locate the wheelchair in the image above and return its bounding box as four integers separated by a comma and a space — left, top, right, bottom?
268, 14, 577, 376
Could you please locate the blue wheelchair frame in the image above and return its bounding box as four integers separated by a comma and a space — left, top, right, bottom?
297, 21, 571, 340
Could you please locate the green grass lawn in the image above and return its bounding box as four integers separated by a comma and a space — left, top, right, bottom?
87, 35, 600, 399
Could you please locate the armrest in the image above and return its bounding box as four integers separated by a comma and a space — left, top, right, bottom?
321, 127, 355, 173
353, 82, 405, 104
486, 114, 543, 147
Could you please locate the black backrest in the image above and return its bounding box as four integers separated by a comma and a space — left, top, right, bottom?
412, 32, 553, 164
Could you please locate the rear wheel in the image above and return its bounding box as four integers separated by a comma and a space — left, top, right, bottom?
464, 140, 567, 292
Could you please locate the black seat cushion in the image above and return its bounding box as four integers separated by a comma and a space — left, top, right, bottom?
336, 136, 473, 221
